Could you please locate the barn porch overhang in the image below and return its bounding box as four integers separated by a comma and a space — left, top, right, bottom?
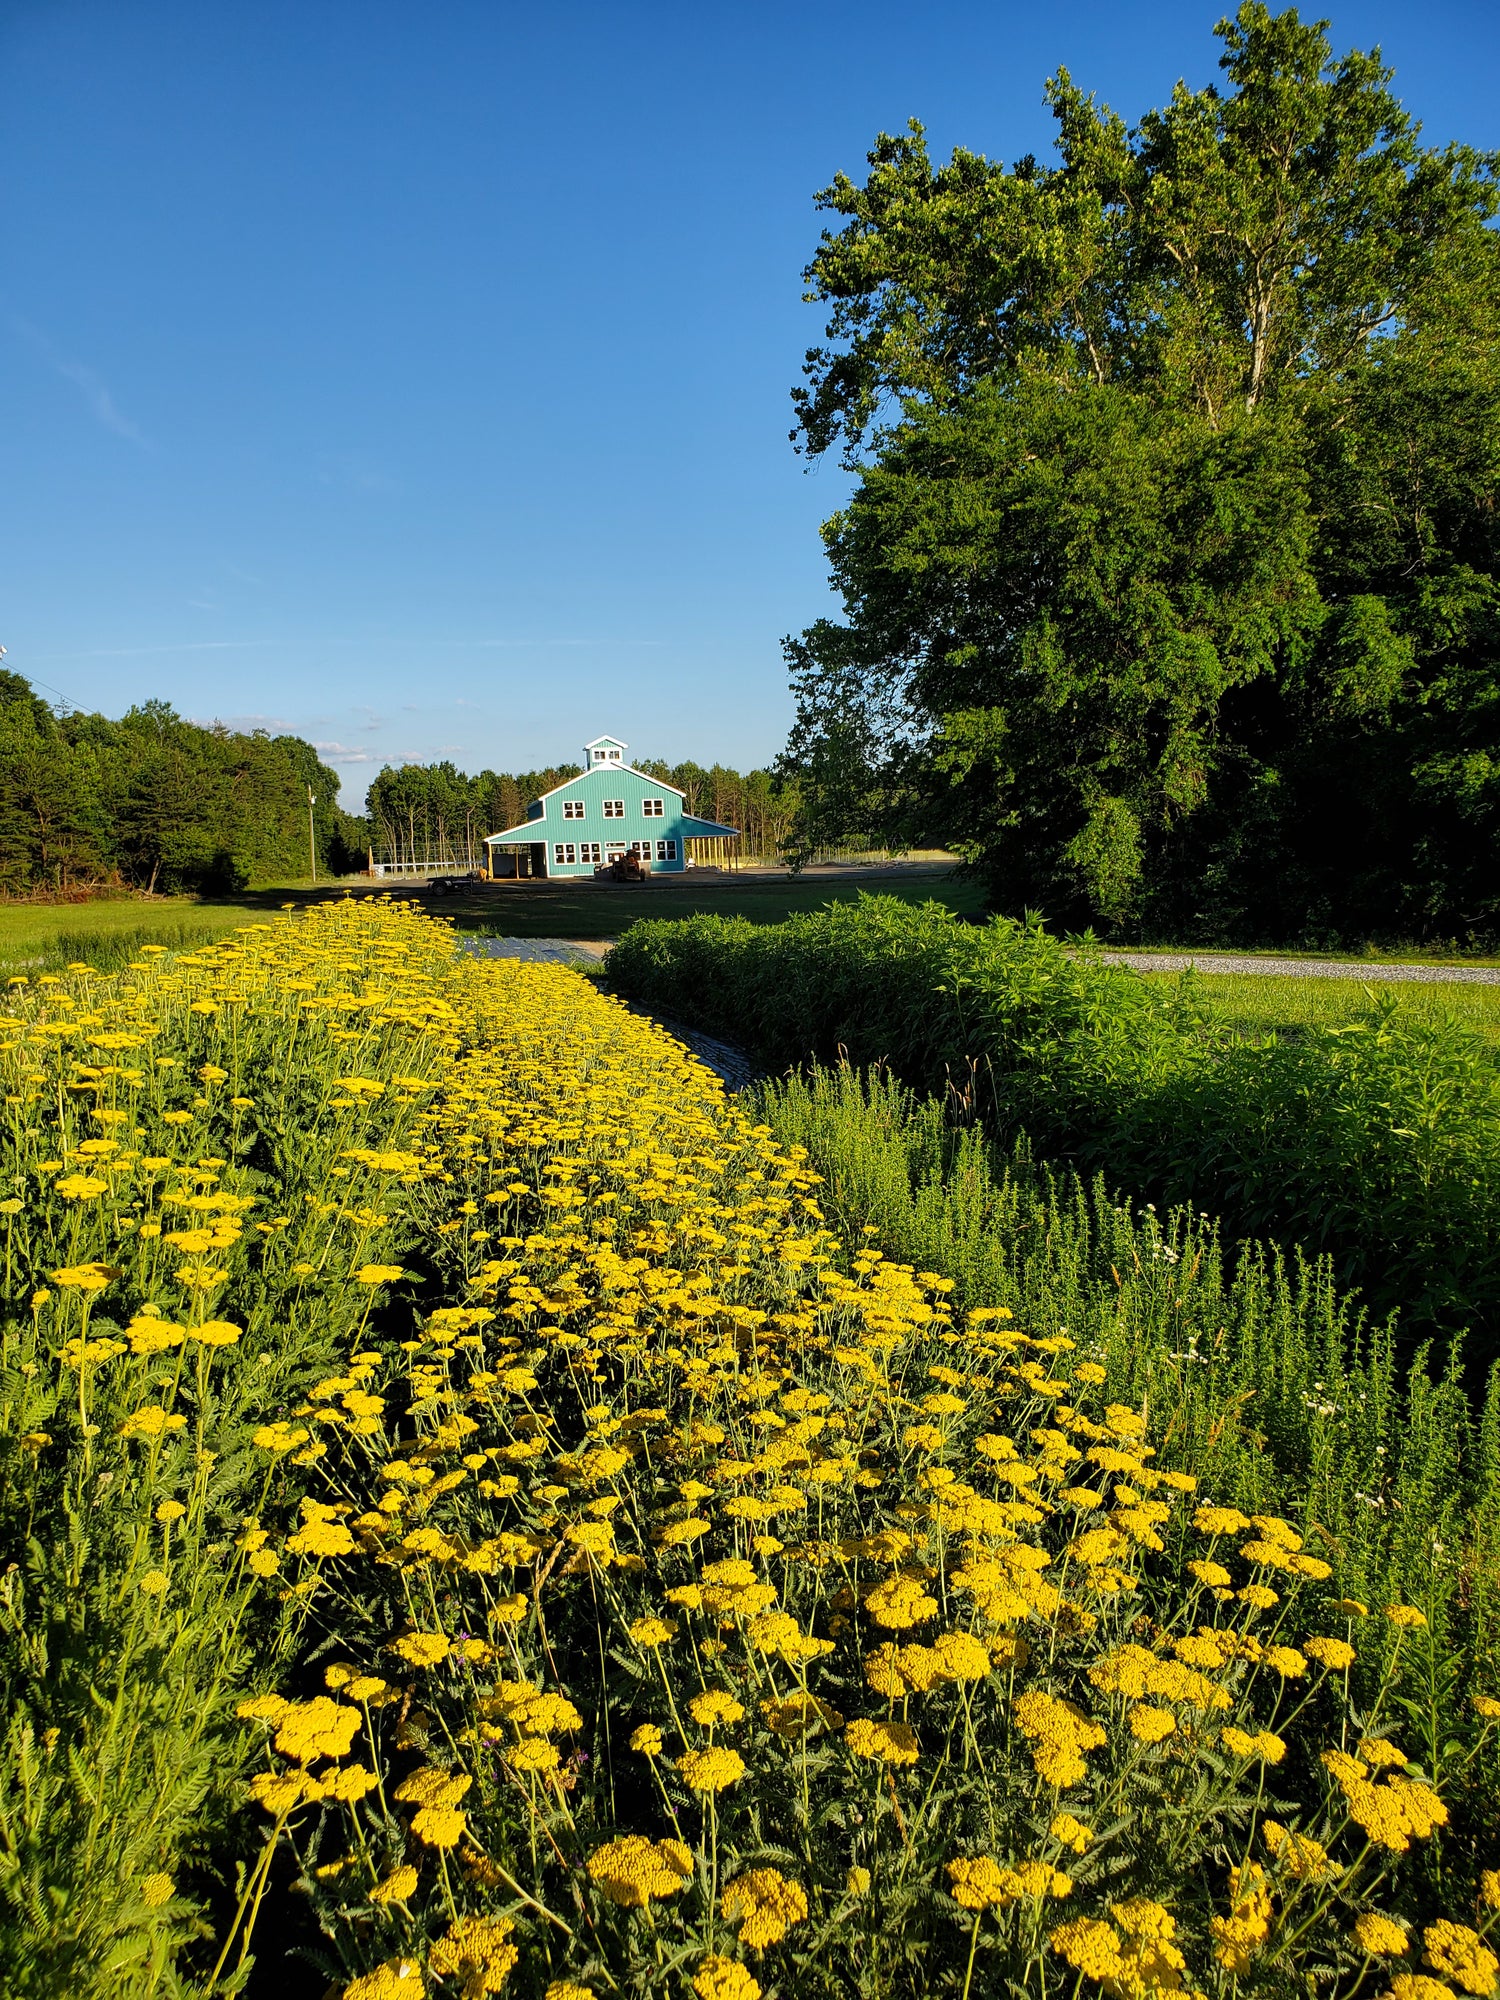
483, 826, 547, 846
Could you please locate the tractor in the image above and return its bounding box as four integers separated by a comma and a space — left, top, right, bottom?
595, 851, 648, 883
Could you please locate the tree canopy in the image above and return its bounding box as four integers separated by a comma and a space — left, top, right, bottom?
782, 3, 1500, 941
0, 680, 353, 894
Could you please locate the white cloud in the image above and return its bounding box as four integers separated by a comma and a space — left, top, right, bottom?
12, 316, 149, 443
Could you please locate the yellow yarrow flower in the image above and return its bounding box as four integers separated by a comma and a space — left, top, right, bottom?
428, 1915, 518, 1993
341, 1960, 424, 2000
722, 1868, 808, 1948
587, 1834, 693, 1907
947, 1856, 1010, 1910
369, 1865, 419, 1905
677, 1746, 746, 1792
1050, 1813, 1094, 1854
1353, 1913, 1409, 1958
689, 1690, 745, 1727
1303, 1635, 1356, 1671
692, 1959, 760, 2000
845, 1717, 919, 1766
1423, 1922, 1499, 1995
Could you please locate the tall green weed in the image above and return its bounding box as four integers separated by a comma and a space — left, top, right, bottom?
609, 898, 1500, 1365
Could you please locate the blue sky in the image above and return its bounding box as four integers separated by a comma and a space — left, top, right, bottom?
4, 0, 1496, 807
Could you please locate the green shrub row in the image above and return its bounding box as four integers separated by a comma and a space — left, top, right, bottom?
608, 897, 1500, 1368
754, 1060, 1500, 1850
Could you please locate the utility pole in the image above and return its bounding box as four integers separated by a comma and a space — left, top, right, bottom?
307, 786, 317, 886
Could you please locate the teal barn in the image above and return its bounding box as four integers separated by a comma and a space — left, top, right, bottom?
482, 736, 739, 878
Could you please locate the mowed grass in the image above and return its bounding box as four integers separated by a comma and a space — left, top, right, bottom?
0, 867, 986, 971
0, 896, 274, 973
445, 864, 987, 938
1150, 968, 1500, 1046
8, 890, 1495, 1052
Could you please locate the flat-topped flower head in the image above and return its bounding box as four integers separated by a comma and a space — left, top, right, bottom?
588, 1835, 693, 1908
722, 1869, 808, 1948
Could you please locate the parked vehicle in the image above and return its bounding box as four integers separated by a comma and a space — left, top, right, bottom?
594, 851, 648, 883
422, 870, 485, 896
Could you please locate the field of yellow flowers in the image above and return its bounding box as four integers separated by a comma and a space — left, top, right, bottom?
1, 899, 1497, 2000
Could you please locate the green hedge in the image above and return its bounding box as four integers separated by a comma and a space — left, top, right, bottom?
609, 897, 1500, 1368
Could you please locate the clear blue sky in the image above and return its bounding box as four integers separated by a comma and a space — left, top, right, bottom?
4, 0, 1496, 807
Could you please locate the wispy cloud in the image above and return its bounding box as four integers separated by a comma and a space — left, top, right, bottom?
33, 641, 272, 659
218, 712, 291, 731
12, 316, 149, 444
315, 742, 425, 767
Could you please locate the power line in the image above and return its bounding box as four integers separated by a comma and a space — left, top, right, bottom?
0, 647, 84, 713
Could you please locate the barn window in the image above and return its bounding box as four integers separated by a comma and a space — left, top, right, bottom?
602, 799, 625, 818
657, 839, 677, 860
562, 800, 585, 820
642, 798, 664, 817
554, 843, 578, 865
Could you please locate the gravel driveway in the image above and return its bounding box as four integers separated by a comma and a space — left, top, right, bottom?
460, 934, 1499, 1086
1098, 951, 1500, 984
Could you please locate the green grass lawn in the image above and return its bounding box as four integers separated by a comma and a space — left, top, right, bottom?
0, 868, 986, 971
439, 867, 986, 938
1146, 968, 1500, 1046
6, 888, 1495, 1055
0, 896, 277, 973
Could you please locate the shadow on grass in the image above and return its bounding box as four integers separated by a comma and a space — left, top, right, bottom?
0, 867, 982, 973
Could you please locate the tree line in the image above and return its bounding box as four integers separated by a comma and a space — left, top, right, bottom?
361, 757, 798, 867
780, 2, 1500, 945
0, 674, 360, 894
0, 665, 805, 896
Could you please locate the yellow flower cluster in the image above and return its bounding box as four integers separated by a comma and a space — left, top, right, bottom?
36, 901, 1476, 2000
721, 1868, 808, 1948
1051, 1900, 1189, 1999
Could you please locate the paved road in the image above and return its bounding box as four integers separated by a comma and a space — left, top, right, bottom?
465, 935, 1500, 986
462, 936, 609, 966
1099, 951, 1500, 984
460, 934, 1500, 1087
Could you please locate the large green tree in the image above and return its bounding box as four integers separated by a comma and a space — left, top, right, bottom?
783, 4, 1500, 938
0, 682, 345, 894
